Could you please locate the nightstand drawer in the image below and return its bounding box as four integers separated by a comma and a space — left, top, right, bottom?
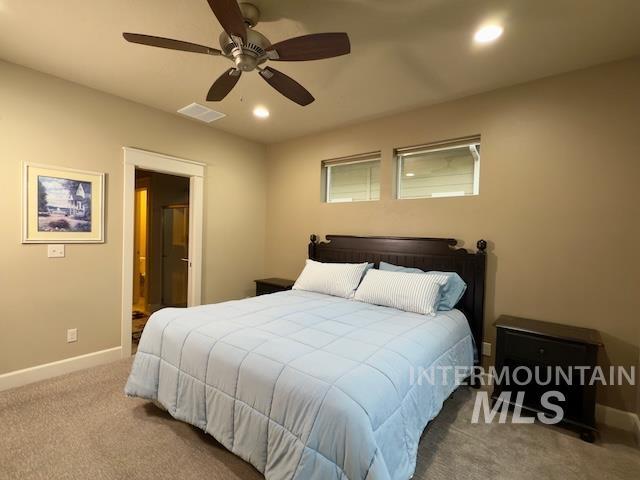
502, 330, 587, 367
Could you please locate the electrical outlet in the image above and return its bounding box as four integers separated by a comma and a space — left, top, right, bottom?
67, 328, 78, 343
48, 244, 65, 258
482, 342, 492, 357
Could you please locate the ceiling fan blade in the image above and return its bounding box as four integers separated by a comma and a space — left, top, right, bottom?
206, 0, 247, 44
267, 33, 351, 61
259, 67, 314, 106
207, 68, 241, 101
123, 33, 221, 56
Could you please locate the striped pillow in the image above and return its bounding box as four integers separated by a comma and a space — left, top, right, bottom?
354, 269, 449, 316
293, 259, 370, 298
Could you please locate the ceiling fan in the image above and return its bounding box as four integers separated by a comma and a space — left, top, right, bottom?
123, 0, 351, 106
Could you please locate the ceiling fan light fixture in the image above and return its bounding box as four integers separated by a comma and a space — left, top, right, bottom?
474, 24, 503, 44
253, 106, 270, 119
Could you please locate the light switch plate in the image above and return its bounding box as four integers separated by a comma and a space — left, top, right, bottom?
67, 328, 77, 343
48, 244, 65, 258
482, 342, 492, 357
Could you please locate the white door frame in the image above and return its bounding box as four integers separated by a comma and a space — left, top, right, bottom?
121, 147, 205, 357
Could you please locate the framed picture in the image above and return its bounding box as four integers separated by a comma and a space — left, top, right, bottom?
23, 163, 105, 243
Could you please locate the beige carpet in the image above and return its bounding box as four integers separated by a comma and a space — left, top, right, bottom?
1, 359, 638, 480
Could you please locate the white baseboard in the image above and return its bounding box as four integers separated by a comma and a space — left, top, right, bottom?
596, 403, 640, 442
0, 347, 123, 392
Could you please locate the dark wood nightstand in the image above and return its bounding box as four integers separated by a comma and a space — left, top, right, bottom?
492, 315, 602, 442
254, 278, 295, 296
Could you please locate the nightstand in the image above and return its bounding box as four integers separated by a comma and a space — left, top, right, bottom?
254, 278, 295, 296
492, 315, 602, 442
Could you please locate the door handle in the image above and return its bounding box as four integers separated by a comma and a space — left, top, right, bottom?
180, 258, 189, 262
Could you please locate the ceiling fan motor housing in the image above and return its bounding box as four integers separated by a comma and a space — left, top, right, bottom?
219, 29, 271, 72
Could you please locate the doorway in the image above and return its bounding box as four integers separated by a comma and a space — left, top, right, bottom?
122, 147, 205, 357
131, 169, 190, 351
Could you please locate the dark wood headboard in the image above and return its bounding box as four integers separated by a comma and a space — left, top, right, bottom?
308, 234, 487, 365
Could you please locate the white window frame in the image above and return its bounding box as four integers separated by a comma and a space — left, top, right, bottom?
396, 137, 481, 200
322, 152, 381, 203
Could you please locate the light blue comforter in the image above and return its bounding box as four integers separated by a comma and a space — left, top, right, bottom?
125, 290, 473, 480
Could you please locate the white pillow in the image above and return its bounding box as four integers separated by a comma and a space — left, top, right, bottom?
354, 269, 449, 316
293, 259, 369, 298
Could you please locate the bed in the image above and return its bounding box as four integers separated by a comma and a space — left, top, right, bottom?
125, 235, 487, 480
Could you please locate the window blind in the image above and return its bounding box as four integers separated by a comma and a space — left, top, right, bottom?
397, 138, 480, 199
322, 152, 381, 203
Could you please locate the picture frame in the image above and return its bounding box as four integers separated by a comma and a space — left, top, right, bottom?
22, 163, 105, 243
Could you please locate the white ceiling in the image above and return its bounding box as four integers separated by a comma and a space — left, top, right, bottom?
1, 0, 639, 143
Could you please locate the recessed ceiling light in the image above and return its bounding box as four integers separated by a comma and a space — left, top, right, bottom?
253, 106, 270, 119
474, 25, 503, 44
405, 173, 415, 177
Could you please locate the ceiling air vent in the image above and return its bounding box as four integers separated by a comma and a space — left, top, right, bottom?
177, 103, 226, 123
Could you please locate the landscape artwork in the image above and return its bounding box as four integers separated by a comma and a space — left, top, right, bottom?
38, 176, 92, 232
23, 163, 104, 243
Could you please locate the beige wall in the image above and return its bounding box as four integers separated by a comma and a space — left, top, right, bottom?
0, 60, 267, 374
265, 57, 640, 412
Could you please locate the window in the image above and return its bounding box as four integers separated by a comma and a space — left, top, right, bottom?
322, 153, 381, 203
396, 137, 480, 199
